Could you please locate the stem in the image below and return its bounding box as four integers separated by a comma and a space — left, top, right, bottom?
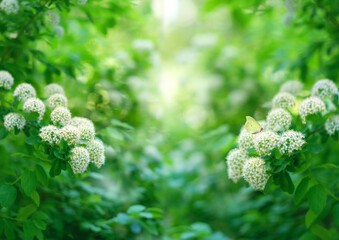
306, 126, 323, 139
0, 214, 17, 221
1, 0, 53, 63
6, 176, 22, 185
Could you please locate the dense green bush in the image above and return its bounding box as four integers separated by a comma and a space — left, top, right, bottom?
0, 0, 338, 239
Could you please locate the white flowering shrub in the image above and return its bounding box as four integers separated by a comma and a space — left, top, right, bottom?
0, 0, 19, 15
226, 79, 338, 195
1, 78, 105, 177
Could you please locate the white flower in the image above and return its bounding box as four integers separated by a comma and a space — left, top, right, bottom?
50, 106, 71, 126
325, 115, 339, 135
58, 125, 80, 145
44, 10, 60, 27
0, 0, 19, 14
39, 125, 60, 145
279, 130, 306, 154
267, 108, 292, 132
54, 26, 64, 38
279, 81, 303, 96
226, 148, 248, 183
69, 147, 90, 174
47, 94, 68, 109
272, 92, 296, 109
4, 113, 25, 131
78, 124, 95, 140
78, 0, 88, 4
238, 130, 255, 151
254, 131, 280, 156
299, 96, 326, 124
0, 71, 14, 90
23, 98, 45, 121
13, 83, 36, 101
312, 79, 338, 99
87, 139, 105, 168
242, 157, 270, 191
45, 83, 65, 96
70, 117, 94, 128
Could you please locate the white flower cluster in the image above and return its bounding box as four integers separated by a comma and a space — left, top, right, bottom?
226, 78, 339, 191
13, 83, 36, 101
48, 94, 68, 109
238, 129, 255, 150
39, 125, 60, 145
132, 39, 155, 52
87, 139, 105, 168
242, 158, 270, 191
226, 148, 248, 183
0, 70, 14, 90
299, 96, 325, 124
279, 130, 306, 154
312, 79, 338, 99
267, 108, 292, 132
69, 147, 90, 174
58, 125, 80, 145
50, 106, 71, 126
325, 115, 338, 136
0, 0, 19, 15
279, 80, 303, 96
4, 113, 25, 131
54, 26, 64, 38
44, 10, 60, 28
272, 92, 296, 109
254, 131, 280, 156
45, 83, 65, 96
23, 98, 46, 121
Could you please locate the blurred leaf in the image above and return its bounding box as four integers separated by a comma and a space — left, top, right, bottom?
294, 177, 309, 204
0, 185, 17, 208
307, 184, 327, 214
21, 170, 37, 196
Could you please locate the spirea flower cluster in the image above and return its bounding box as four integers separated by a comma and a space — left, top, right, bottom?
279, 130, 306, 154
312, 79, 338, 99
226, 79, 338, 191
226, 149, 248, 183
44, 10, 60, 28
325, 115, 338, 136
299, 96, 325, 124
0, 0, 19, 15
4, 113, 25, 131
1, 77, 105, 176
279, 80, 303, 96
23, 98, 46, 121
48, 93, 68, 109
14, 83, 36, 101
267, 108, 292, 132
242, 158, 270, 191
78, 0, 88, 5
272, 92, 296, 109
0, 71, 14, 90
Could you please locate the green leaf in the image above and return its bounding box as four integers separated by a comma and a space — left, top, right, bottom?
35, 165, 48, 186
127, 205, 146, 214
17, 204, 37, 221
311, 224, 334, 240
307, 184, 327, 214
278, 171, 295, 194
21, 170, 37, 196
305, 209, 317, 228
0, 185, 17, 208
4, 220, 15, 240
294, 177, 309, 204
23, 220, 36, 240
30, 191, 40, 207
299, 232, 316, 240
333, 203, 339, 226
307, 143, 323, 154
25, 135, 41, 145
0, 127, 8, 140
33, 219, 46, 230
49, 159, 62, 177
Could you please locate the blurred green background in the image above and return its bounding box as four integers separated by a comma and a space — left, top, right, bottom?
0, 0, 338, 239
